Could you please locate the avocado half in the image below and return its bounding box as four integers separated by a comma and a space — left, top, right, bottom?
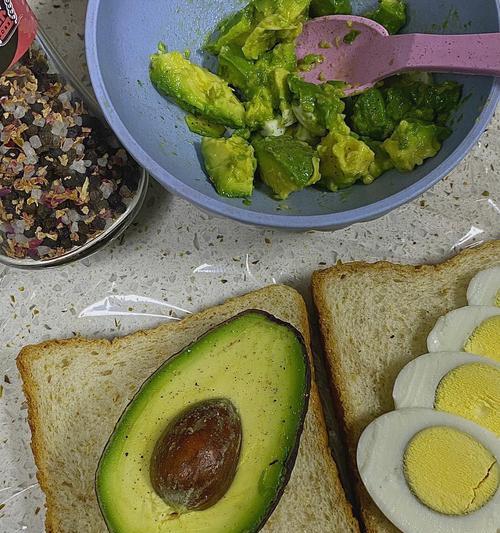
96, 311, 310, 533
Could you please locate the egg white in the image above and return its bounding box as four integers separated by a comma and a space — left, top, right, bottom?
467, 267, 500, 307
357, 408, 500, 533
393, 351, 500, 410
427, 306, 500, 354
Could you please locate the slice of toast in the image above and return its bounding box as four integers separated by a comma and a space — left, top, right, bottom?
312, 240, 500, 533
18, 284, 359, 533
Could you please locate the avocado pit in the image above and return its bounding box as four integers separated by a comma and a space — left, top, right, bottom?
150, 398, 242, 512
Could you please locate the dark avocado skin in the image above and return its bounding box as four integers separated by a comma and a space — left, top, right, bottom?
96, 310, 311, 533
240, 310, 311, 531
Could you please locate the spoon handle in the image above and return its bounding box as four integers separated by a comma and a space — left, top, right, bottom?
388, 33, 500, 77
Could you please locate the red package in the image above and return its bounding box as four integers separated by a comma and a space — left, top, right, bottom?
0, 0, 37, 74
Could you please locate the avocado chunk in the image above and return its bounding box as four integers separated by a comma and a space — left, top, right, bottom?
201, 136, 257, 197
96, 311, 310, 533
253, 135, 321, 199
242, 14, 299, 60
217, 42, 296, 101
318, 132, 375, 190
271, 67, 295, 126
383, 76, 462, 126
245, 87, 275, 129
150, 46, 245, 128
310, 0, 351, 17
350, 88, 396, 141
382, 119, 450, 172
288, 75, 349, 138
365, 0, 407, 35
185, 115, 225, 138
257, 41, 297, 74
365, 139, 394, 182
207, 5, 256, 54
253, 0, 311, 20
241, 1, 307, 60
218, 44, 260, 99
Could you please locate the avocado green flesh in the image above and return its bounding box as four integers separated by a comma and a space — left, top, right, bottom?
208, 6, 255, 54
97, 312, 309, 533
253, 136, 320, 199
185, 115, 225, 138
150, 50, 245, 128
201, 136, 256, 198
365, 0, 407, 34
310, 0, 352, 17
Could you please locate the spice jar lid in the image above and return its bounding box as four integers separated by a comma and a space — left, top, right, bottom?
0, 0, 37, 74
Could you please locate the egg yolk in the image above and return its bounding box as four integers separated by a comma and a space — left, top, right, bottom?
464, 316, 500, 362
435, 363, 500, 436
404, 426, 499, 515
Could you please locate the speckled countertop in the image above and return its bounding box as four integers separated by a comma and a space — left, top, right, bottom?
0, 1, 499, 531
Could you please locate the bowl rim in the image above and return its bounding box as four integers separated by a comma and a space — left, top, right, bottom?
85, 0, 500, 230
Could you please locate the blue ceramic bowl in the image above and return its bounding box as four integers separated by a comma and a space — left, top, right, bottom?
85, 0, 500, 230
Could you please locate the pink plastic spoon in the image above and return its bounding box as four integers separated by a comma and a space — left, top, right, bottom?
296, 15, 500, 94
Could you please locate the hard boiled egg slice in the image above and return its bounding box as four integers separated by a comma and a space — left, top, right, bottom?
357, 408, 500, 533
393, 352, 500, 435
467, 267, 500, 307
427, 306, 500, 362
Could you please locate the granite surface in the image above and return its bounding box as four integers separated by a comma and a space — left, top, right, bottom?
0, 1, 499, 531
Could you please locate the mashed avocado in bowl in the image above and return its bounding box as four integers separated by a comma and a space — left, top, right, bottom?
149, 0, 462, 200
86, 0, 500, 229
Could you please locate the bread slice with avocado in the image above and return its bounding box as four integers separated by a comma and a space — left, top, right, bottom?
18, 285, 359, 533
312, 240, 500, 533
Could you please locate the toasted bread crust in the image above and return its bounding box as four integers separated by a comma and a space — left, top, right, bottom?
312, 240, 500, 533
314, 240, 500, 283
18, 342, 66, 533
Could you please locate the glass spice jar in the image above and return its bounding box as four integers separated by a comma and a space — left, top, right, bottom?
0, 28, 148, 269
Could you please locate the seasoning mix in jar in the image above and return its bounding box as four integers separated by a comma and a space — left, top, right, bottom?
0, 41, 144, 264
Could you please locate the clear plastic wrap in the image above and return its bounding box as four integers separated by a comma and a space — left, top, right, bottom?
79, 294, 191, 320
